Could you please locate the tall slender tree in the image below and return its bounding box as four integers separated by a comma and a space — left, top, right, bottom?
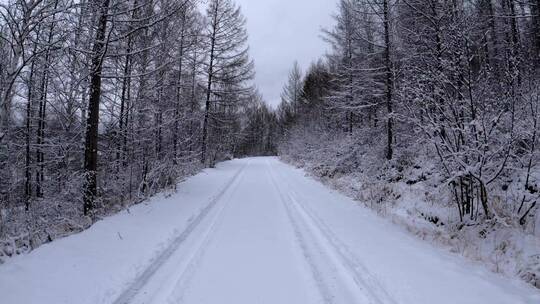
201, 0, 254, 165
280, 61, 304, 118
83, 0, 111, 215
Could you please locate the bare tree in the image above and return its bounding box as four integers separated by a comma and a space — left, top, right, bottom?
280, 61, 304, 118
201, 0, 254, 165
82, 0, 111, 215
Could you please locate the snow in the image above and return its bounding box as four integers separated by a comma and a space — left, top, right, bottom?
1, 157, 539, 304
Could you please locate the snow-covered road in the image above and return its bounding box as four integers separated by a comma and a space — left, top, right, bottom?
1, 157, 539, 304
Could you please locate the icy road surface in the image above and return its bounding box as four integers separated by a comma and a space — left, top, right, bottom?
1, 157, 539, 304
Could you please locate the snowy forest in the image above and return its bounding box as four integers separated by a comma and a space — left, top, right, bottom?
1, 0, 540, 295
0, 0, 273, 257
275, 0, 540, 287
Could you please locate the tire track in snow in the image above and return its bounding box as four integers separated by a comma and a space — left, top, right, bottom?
265, 160, 334, 304
112, 161, 249, 304
165, 169, 244, 304
267, 159, 397, 304
267, 161, 368, 303
137, 163, 248, 304
290, 194, 398, 304
273, 162, 397, 303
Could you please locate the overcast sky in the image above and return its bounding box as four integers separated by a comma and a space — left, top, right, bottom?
235, 0, 337, 107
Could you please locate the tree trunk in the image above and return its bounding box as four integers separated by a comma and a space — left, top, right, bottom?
507, 0, 522, 87
532, 0, 540, 64
189, 40, 198, 154
202, 3, 219, 165
35, 0, 59, 198
383, 0, 394, 160
35, 61, 50, 198
117, 21, 134, 168
25, 54, 37, 209
83, 0, 111, 215
174, 14, 186, 164
484, 0, 500, 73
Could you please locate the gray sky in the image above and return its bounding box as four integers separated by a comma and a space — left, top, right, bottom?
235, 0, 337, 107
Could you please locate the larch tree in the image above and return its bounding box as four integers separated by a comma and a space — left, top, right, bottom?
0, 0, 256, 257
280, 61, 304, 118
82, 0, 111, 215
275, 0, 540, 225
323, 0, 380, 134
201, 0, 254, 165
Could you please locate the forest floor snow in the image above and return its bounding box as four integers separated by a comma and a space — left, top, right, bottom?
0, 157, 539, 304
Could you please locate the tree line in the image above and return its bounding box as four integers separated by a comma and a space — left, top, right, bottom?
276, 0, 540, 225
0, 0, 258, 256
